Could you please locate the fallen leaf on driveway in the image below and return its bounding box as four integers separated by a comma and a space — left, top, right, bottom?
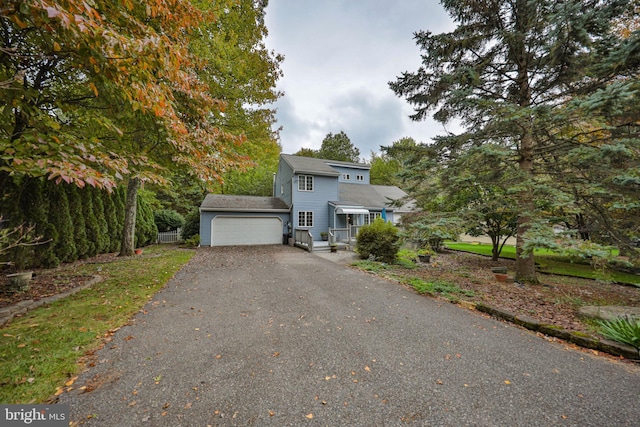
305, 413, 313, 419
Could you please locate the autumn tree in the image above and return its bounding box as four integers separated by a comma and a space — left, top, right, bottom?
390, 0, 633, 283
1, 1, 278, 256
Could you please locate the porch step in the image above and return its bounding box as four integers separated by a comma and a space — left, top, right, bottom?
313, 242, 351, 252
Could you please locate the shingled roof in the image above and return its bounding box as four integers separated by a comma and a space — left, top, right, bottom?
200, 194, 289, 212
280, 154, 369, 176
337, 183, 414, 212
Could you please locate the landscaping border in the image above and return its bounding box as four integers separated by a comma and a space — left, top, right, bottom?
474, 302, 639, 361
0, 275, 103, 326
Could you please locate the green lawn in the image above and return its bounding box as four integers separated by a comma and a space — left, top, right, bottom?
0, 245, 195, 404
445, 242, 639, 286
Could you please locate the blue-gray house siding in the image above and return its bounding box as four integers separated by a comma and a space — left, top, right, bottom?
200, 154, 412, 246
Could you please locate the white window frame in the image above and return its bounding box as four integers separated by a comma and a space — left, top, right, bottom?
298, 175, 313, 191
356, 175, 364, 182
342, 173, 350, 180
298, 211, 313, 227
365, 212, 381, 225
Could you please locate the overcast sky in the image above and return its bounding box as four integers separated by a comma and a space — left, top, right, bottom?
263, 1, 456, 159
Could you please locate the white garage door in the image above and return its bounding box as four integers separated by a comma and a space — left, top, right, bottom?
211, 216, 283, 246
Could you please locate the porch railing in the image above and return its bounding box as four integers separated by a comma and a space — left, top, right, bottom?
330, 227, 350, 243
294, 228, 314, 252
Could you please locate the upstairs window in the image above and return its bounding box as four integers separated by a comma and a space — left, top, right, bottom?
356, 175, 364, 182
298, 175, 313, 191
342, 173, 350, 180
298, 211, 313, 227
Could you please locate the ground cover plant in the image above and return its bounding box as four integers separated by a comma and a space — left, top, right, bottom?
352, 248, 640, 342
598, 318, 640, 356
0, 245, 194, 403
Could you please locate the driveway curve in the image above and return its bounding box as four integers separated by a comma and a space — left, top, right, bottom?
61, 246, 640, 426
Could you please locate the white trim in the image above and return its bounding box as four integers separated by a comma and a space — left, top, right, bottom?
336, 208, 370, 215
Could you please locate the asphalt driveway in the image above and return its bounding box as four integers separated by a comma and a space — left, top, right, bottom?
61, 246, 640, 426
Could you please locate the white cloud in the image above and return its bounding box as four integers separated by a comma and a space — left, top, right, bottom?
265, 0, 457, 158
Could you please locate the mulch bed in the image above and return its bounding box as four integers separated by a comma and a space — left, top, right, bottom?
0, 253, 119, 309
386, 250, 640, 335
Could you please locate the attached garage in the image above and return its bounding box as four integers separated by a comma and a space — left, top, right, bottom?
199, 194, 290, 247
211, 216, 283, 246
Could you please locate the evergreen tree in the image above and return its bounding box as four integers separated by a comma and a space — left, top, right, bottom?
20, 179, 59, 268
48, 182, 77, 263
92, 187, 110, 253
104, 190, 121, 253
390, 0, 632, 283
81, 188, 99, 257
135, 194, 158, 247
68, 186, 90, 259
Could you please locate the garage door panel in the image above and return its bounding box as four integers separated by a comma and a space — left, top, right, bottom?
211, 217, 282, 246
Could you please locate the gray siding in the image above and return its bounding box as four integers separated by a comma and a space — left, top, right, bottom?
292, 174, 337, 240
274, 159, 294, 206
331, 165, 370, 184
200, 211, 290, 246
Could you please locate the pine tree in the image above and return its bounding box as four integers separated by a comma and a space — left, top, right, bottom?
390, 0, 632, 283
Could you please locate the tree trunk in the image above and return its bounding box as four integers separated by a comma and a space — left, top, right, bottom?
515, 130, 538, 283
490, 234, 499, 261
119, 177, 140, 257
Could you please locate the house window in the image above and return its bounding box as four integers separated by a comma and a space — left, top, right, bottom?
298, 211, 313, 227
356, 175, 364, 181
298, 175, 313, 191
280, 184, 284, 195
365, 212, 381, 225
342, 173, 350, 180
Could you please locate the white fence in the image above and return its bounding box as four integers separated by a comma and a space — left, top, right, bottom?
157, 228, 182, 244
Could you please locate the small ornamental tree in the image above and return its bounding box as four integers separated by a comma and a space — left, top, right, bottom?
356, 218, 400, 263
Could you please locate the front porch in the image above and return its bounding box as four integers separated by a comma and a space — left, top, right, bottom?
292, 226, 361, 252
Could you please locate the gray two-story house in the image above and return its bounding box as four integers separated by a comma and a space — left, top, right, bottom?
199, 154, 413, 248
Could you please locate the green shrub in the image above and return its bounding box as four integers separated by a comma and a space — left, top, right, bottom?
154, 209, 185, 232
184, 234, 200, 247
135, 195, 158, 247
356, 218, 400, 263
598, 317, 640, 355
181, 209, 200, 240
